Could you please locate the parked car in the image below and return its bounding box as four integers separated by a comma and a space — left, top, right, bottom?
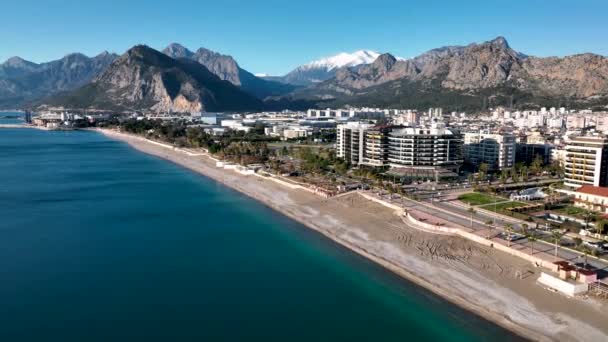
583, 241, 607, 253
499, 232, 525, 242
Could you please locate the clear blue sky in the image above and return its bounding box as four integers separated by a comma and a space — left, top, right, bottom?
1, 0, 607, 75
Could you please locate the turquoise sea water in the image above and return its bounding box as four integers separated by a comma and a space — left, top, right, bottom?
0, 111, 24, 124
0, 125, 525, 341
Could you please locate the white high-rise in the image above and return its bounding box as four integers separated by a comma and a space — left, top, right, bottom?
336, 122, 375, 165
564, 135, 608, 188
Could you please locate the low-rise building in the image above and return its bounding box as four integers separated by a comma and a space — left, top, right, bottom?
283, 128, 308, 139
572, 185, 608, 214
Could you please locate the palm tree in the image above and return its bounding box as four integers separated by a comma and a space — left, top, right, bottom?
531, 155, 543, 176
573, 237, 583, 249
527, 234, 538, 255
387, 185, 394, 201
521, 166, 529, 182
596, 219, 607, 236
377, 179, 384, 196
468, 207, 476, 227
551, 230, 566, 260
485, 220, 494, 239
582, 210, 595, 232
580, 245, 593, 270
397, 187, 405, 208
521, 223, 529, 233
499, 169, 508, 185
505, 224, 514, 247
522, 225, 536, 255
478, 163, 489, 182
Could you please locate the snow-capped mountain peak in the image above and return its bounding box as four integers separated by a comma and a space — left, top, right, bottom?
300, 50, 380, 71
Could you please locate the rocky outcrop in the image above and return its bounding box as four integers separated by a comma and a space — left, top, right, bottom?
46, 45, 263, 113
163, 43, 294, 99
522, 53, 608, 98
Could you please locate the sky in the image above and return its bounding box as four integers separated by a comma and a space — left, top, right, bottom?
1, 0, 607, 75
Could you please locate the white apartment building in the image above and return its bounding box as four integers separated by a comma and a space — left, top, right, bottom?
283, 128, 309, 139
564, 135, 608, 188
307, 109, 351, 119
566, 115, 588, 130
362, 127, 391, 167
336, 122, 375, 165
393, 110, 420, 126
463, 131, 515, 170
220, 119, 251, 132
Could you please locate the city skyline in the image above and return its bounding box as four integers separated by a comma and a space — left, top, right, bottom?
2, 0, 608, 75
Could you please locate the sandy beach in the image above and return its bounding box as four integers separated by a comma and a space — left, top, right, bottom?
97, 128, 608, 342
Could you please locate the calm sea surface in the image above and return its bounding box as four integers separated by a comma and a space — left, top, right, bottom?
0, 111, 24, 124
0, 119, 524, 341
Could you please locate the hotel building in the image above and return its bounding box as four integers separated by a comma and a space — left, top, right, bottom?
388, 125, 463, 172
463, 130, 516, 170
336, 122, 375, 166
564, 135, 608, 188
362, 127, 391, 167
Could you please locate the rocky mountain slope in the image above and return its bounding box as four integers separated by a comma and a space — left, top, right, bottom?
46, 45, 263, 113
286, 37, 608, 110
0, 52, 118, 108
162, 43, 294, 99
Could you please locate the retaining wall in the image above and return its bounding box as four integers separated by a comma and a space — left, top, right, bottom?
403, 211, 559, 272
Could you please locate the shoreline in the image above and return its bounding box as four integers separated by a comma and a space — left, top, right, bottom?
95, 128, 607, 341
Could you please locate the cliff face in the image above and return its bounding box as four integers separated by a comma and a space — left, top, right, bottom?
45, 45, 263, 113
163, 43, 295, 99
521, 53, 608, 98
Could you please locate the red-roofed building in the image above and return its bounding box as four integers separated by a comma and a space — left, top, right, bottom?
573, 185, 608, 214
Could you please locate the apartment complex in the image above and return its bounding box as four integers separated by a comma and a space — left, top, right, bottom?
336, 123, 464, 174
363, 127, 391, 167
336, 122, 375, 166
463, 131, 515, 170
564, 135, 608, 188
388, 126, 463, 172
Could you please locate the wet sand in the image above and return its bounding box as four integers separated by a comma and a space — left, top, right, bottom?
98, 128, 608, 342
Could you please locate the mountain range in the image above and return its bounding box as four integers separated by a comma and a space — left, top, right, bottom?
282, 37, 608, 111
0, 52, 118, 108
45, 45, 263, 113
3, 36, 608, 112
264, 50, 383, 86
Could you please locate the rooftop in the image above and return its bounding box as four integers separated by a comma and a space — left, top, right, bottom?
576, 185, 608, 198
